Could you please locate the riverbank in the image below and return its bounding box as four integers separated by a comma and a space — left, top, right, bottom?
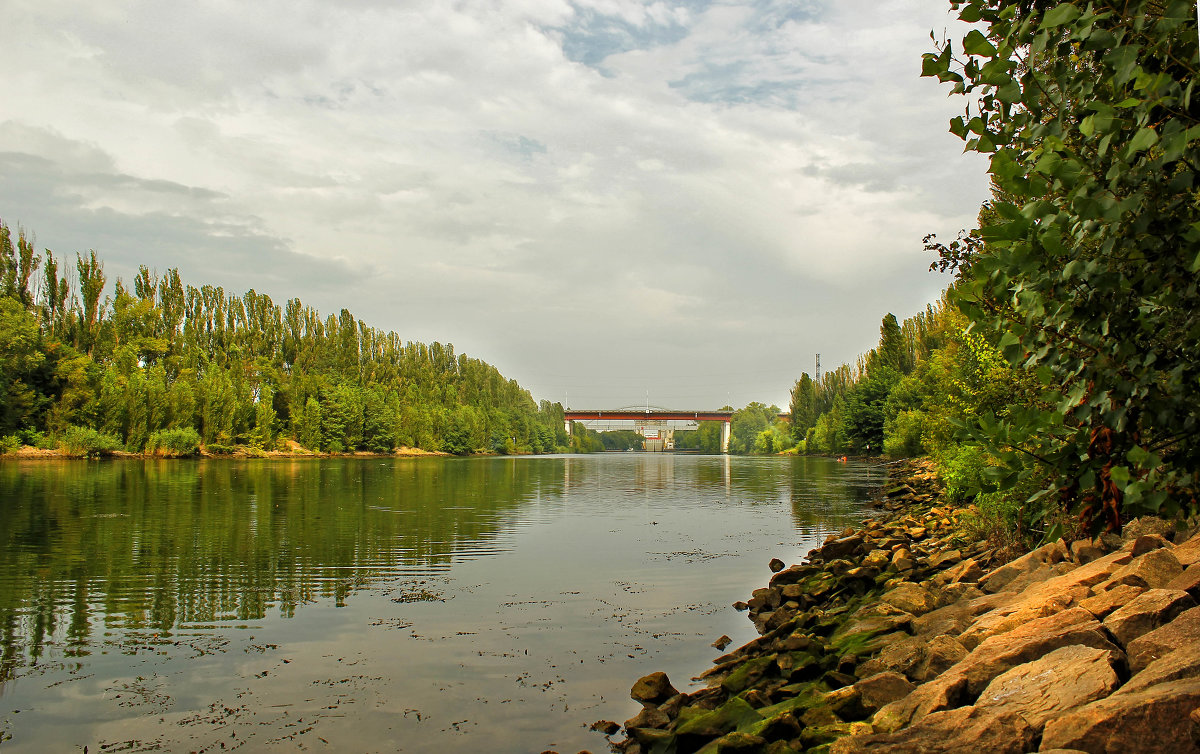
605, 458, 1200, 753
1, 443, 450, 460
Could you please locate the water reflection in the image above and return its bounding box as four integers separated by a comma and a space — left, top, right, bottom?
0, 454, 885, 751
0, 458, 562, 687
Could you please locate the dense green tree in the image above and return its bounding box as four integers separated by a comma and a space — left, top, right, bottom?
923, 0, 1199, 531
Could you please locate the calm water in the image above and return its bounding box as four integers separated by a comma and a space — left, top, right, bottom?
0, 454, 884, 753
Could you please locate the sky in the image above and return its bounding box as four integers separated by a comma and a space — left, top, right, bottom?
0, 0, 989, 411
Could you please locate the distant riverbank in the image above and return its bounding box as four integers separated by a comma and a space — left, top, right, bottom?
0, 443, 450, 460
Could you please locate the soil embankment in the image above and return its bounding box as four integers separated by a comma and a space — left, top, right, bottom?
605, 459, 1200, 754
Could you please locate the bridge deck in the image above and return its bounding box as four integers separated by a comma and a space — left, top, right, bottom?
563, 410, 732, 422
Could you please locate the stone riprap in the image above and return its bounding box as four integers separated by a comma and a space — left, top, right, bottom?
607, 459, 1200, 754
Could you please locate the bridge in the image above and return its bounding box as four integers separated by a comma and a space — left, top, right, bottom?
563, 407, 734, 453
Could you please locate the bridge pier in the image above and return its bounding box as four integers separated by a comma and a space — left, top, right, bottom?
720, 420, 730, 454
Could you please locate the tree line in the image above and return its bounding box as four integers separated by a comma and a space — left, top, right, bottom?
0, 226, 571, 456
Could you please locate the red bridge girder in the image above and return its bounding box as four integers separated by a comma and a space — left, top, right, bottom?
563, 410, 732, 422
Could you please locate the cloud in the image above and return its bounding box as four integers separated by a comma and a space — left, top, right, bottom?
0, 0, 989, 409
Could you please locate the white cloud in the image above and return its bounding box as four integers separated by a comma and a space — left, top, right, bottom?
0, 0, 988, 409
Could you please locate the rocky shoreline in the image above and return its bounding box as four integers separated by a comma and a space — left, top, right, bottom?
603, 458, 1200, 754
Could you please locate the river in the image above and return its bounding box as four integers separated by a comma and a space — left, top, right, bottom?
0, 454, 884, 753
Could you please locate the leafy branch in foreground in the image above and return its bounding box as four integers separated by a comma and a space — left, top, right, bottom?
924, 0, 1200, 533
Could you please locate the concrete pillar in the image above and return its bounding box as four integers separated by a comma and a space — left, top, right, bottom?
721, 420, 731, 454
565, 419, 572, 435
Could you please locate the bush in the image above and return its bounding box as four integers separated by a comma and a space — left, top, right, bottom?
145, 427, 201, 458
60, 426, 123, 458
0, 435, 20, 454
937, 444, 989, 504
205, 443, 235, 455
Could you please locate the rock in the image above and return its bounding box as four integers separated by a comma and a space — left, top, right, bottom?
720, 655, 774, 694
1127, 605, 1200, 672
1167, 562, 1200, 600
709, 731, 766, 751
631, 671, 679, 704
978, 540, 1069, 593
1070, 538, 1105, 564
825, 685, 869, 721
880, 582, 938, 616
912, 635, 968, 682
1040, 677, 1200, 753
769, 564, 819, 587
928, 549, 963, 570
623, 706, 670, 730
712, 635, 733, 650
853, 672, 916, 713
820, 535, 865, 561
972, 644, 1122, 733
1127, 533, 1171, 557
768, 558, 786, 573
675, 696, 762, 738
1120, 639, 1200, 694
931, 558, 983, 587
993, 561, 1078, 595
733, 601, 749, 611
590, 720, 621, 735
854, 635, 925, 680
1102, 547, 1183, 590
1122, 516, 1177, 543
934, 582, 984, 608
1078, 583, 1146, 619
1102, 588, 1196, 647
831, 705, 1036, 754
1174, 532, 1200, 568
872, 608, 1119, 733
957, 583, 1090, 650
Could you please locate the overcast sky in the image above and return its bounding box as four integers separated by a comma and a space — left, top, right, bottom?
0, 0, 988, 410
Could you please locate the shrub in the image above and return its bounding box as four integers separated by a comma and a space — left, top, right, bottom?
205, 443, 235, 455
60, 426, 123, 458
145, 428, 201, 458
937, 444, 988, 504
0, 435, 20, 454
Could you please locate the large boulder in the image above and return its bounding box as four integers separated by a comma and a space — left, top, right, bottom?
872, 607, 1118, 733
631, 671, 679, 704
972, 644, 1122, 733
1167, 562, 1200, 601
1173, 532, 1200, 568
1078, 583, 1146, 619
831, 705, 1036, 754
1101, 547, 1184, 590
852, 671, 916, 713
978, 540, 1069, 593
957, 585, 1090, 650
1101, 588, 1196, 648
1120, 639, 1200, 694
1127, 605, 1200, 672
880, 582, 938, 616
1039, 677, 1200, 753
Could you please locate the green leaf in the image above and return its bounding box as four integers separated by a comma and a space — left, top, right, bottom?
1127, 126, 1158, 154
1108, 465, 1131, 488
1042, 3, 1081, 27
964, 30, 998, 57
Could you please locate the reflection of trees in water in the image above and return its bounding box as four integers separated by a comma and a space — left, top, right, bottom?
0, 458, 560, 687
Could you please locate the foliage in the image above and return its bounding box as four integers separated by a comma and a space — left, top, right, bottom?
0, 435, 20, 455
145, 427, 201, 457
0, 220, 569, 458
924, 0, 1200, 532
59, 426, 122, 458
